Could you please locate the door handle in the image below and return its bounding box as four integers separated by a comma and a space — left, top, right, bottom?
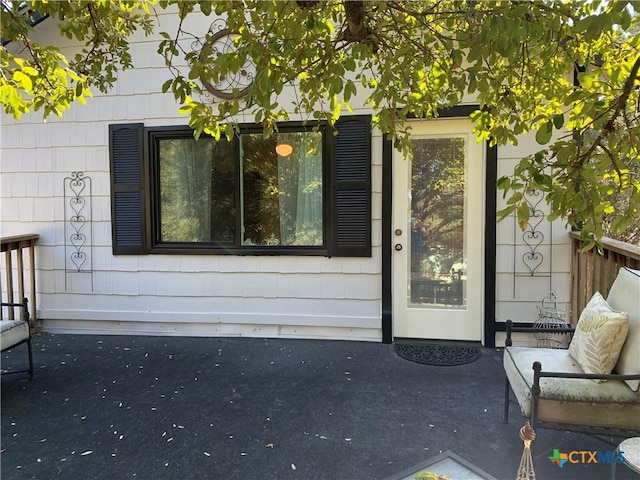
394, 244, 403, 251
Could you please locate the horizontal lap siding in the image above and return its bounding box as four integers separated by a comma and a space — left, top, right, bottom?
494, 131, 572, 330
1, 10, 383, 339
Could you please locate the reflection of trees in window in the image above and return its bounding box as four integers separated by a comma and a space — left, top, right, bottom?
158, 137, 235, 243
411, 137, 466, 273
157, 131, 323, 247
209, 140, 237, 243
241, 132, 323, 246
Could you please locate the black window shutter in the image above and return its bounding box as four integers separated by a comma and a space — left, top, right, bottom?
109, 123, 147, 255
331, 116, 371, 257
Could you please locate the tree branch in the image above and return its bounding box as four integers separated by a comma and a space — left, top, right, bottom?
577, 55, 640, 167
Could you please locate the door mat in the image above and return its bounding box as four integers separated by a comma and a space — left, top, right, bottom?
394, 343, 481, 366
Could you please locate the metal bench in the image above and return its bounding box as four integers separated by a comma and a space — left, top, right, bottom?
503, 267, 640, 438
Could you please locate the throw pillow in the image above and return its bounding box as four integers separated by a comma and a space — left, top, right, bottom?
568, 291, 629, 382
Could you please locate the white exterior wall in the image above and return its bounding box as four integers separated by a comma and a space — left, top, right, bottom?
494, 132, 572, 346
0, 10, 381, 341
0, 9, 572, 343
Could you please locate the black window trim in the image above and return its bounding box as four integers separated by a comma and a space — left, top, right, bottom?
146, 122, 328, 256
110, 116, 372, 257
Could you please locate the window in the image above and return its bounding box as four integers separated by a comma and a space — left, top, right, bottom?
154, 129, 324, 247
156, 134, 236, 244
109, 117, 371, 257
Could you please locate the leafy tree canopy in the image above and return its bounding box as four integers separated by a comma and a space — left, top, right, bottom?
2, 0, 639, 248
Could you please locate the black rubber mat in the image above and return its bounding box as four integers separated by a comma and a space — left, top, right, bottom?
394, 342, 481, 366
2, 335, 622, 480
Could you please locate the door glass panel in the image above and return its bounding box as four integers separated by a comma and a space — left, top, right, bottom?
409, 137, 467, 308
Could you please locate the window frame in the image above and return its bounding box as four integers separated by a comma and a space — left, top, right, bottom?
109, 116, 371, 258
146, 122, 333, 256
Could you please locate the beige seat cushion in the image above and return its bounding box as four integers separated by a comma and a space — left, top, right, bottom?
1, 320, 30, 351
504, 346, 640, 430
568, 292, 628, 381
608, 267, 640, 391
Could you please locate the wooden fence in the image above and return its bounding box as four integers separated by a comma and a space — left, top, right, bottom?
570, 231, 640, 324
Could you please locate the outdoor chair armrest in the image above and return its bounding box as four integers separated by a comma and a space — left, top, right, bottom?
0, 298, 34, 378
528, 361, 640, 435
531, 362, 640, 382
0, 298, 30, 323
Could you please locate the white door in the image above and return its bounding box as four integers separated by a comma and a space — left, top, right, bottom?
393, 118, 485, 341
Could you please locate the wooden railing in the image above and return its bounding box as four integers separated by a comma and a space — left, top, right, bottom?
570, 232, 640, 324
1, 234, 39, 328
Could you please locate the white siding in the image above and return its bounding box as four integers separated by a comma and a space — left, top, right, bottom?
0, 8, 572, 342
0, 10, 382, 340
494, 130, 572, 329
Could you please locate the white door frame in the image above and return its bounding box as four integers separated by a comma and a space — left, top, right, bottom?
381, 110, 497, 345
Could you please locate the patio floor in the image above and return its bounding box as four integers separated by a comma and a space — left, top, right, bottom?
1, 333, 636, 480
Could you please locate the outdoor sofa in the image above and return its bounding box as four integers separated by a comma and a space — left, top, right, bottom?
503, 266, 640, 437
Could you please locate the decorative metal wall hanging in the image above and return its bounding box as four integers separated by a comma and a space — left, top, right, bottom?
195, 18, 256, 101
513, 189, 552, 297
63, 171, 93, 291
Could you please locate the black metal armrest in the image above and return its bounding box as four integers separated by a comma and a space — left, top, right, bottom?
0, 298, 30, 324
532, 362, 640, 382
0, 298, 33, 378
505, 319, 574, 346
528, 362, 640, 436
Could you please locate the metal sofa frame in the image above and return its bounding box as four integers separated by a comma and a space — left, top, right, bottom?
1, 297, 34, 378
503, 320, 640, 439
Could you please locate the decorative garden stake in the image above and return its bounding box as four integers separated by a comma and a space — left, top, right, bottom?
516, 422, 536, 480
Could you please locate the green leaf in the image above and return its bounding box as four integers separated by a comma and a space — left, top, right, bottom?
21, 66, 38, 76
200, 2, 212, 16
612, 216, 632, 233
497, 205, 516, 222
535, 121, 553, 145
585, 14, 605, 41
552, 113, 564, 129
332, 100, 341, 121
1, 0, 638, 245
496, 176, 511, 190
577, 73, 593, 89
12, 71, 32, 91
507, 192, 523, 205
517, 203, 530, 231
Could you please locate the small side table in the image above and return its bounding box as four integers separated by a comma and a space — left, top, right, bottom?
613, 437, 640, 479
